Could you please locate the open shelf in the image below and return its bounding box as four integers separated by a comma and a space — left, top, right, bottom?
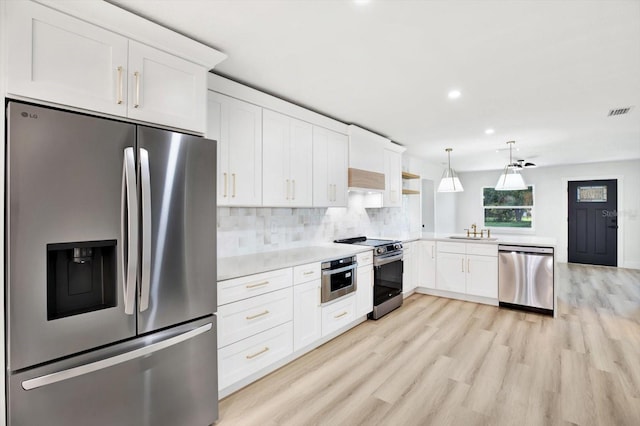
402, 189, 420, 195
401, 171, 421, 179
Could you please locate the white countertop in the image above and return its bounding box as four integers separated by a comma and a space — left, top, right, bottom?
218, 244, 371, 281
390, 233, 556, 248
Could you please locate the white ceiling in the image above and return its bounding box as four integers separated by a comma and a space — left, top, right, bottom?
108, 0, 640, 172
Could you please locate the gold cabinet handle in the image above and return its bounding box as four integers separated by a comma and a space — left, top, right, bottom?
467, 258, 470, 273
116, 66, 123, 105
285, 179, 290, 200
246, 310, 269, 320
292, 179, 296, 200
133, 71, 140, 108
223, 172, 228, 198
461, 258, 464, 272
232, 173, 236, 198
431, 245, 435, 259
303, 271, 314, 276
246, 347, 269, 360
334, 311, 347, 319
245, 280, 269, 289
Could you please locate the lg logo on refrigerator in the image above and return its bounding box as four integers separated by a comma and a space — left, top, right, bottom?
21, 111, 38, 119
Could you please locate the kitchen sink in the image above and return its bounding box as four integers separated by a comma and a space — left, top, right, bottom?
448, 236, 498, 241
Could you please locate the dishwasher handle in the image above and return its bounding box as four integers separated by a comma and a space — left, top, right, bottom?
498, 245, 553, 255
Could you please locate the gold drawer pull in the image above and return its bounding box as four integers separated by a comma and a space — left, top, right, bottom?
334, 311, 348, 319
303, 271, 315, 276
246, 310, 269, 320
246, 347, 269, 359
246, 280, 269, 289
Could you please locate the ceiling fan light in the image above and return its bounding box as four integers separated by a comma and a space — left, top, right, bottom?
495, 141, 527, 191
495, 167, 527, 191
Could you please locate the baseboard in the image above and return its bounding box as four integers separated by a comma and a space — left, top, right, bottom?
415, 287, 498, 306
623, 261, 640, 270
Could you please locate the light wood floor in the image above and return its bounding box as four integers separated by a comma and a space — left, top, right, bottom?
217, 263, 640, 425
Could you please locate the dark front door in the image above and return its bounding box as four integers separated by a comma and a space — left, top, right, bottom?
568, 179, 617, 266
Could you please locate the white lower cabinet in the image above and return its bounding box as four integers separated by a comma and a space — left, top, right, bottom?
418, 240, 437, 289
466, 254, 498, 298
293, 280, 322, 351
436, 242, 498, 298
402, 241, 419, 295
355, 250, 374, 318
322, 294, 356, 337
218, 322, 293, 390
217, 287, 293, 348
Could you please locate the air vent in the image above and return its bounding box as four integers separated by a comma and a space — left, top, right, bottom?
608, 107, 632, 116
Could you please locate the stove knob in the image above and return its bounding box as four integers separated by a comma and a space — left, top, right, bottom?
394, 243, 402, 250
376, 247, 384, 254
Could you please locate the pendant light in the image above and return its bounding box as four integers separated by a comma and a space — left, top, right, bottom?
437, 148, 464, 192
495, 141, 527, 191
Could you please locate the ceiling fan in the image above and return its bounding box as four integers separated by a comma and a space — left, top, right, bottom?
512, 159, 537, 168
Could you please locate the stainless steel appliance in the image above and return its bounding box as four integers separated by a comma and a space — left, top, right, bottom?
5, 101, 218, 425
498, 245, 554, 315
321, 255, 358, 303
335, 237, 403, 319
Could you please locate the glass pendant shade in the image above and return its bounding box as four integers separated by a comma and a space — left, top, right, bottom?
495, 166, 527, 190
437, 148, 464, 192
495, 141, 527, 191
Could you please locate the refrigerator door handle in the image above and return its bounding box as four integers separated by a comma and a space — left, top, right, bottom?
139, 148, 152, 312
121, 147, 138, 315
21, 322, 213, 391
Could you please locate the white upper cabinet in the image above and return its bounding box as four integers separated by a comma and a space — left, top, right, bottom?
312, 126, 348, 207
347, 125, 387, 173
207, 92, 263, 206
384, 148, 403, 207
7, 1, 128, 117
127, 41, 206, 133
262, 110, 313, 207
6, 0, 218, 133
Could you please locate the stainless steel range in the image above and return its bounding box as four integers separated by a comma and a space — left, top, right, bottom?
335, 237, 404, 319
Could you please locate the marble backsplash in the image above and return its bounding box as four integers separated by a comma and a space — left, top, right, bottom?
217, 199, 412, 258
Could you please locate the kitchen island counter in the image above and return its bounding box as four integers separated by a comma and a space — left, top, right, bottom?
384, 233, 556, 248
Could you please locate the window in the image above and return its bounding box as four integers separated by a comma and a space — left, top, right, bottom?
483, 186, 534, 229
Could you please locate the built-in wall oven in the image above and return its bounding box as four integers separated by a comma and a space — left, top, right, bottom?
335, 237, 404, 319
321, 255, 358, 303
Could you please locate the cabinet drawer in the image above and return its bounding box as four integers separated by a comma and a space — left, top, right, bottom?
466, 243, 498, 257
218, 268, 292, 306
322, 294, 356, 337
218, 287, 293, 348
218, 322, 293, 391
293, 262, 321, 285
437, 241, 466, 254
356, 250, 373, 266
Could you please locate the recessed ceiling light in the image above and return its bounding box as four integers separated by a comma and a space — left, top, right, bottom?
447, 90, 461, 99
485, 128, 495, 135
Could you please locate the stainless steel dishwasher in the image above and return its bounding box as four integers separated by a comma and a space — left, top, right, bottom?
498, 245, 554, 315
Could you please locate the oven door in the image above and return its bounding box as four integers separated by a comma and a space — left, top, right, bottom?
321, 264, 357, 303
373, 253, 403, 306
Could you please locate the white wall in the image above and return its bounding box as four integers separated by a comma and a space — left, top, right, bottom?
407, 155, 458, 234
456, 160, 640, 268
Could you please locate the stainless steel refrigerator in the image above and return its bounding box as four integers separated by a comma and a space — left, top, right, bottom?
5, 101, 218, 425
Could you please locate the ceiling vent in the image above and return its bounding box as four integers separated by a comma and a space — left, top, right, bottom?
608, 106, 632, 116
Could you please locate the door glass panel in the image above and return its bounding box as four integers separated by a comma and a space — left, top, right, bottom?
577, 186, 607, 202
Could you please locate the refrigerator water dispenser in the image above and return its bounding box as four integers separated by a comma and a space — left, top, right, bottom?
47, 240, 117, 320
